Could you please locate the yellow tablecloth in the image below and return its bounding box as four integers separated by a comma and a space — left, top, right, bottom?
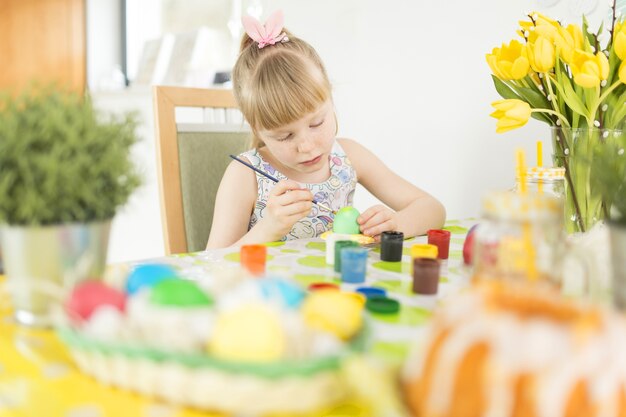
0, 220, 475, 417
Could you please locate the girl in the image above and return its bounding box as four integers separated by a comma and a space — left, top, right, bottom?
207, 11, 445, 249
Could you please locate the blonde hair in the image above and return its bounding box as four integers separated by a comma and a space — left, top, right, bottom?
233, 28, 332, 148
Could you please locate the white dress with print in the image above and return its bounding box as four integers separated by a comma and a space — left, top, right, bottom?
239, 141, 357, 240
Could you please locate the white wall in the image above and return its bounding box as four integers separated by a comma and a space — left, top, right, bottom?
89, 0, 613, 263
271, 0, 610, 220
86, 0, 123, 91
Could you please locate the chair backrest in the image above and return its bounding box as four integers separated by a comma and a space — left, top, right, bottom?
153, 86, 250, 255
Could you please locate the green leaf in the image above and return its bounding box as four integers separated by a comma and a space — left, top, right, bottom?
516, 77, 551, 108
608, 91, 626, 128
491, 75, 522, 100
490, 75, 555, 124
0, 85, 142, 225
591, 132, 626, 222
557, 78, 589, 117
582, 16, 596, 51
606, 47, 621, 89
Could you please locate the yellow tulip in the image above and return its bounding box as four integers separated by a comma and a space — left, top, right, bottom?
486, 40, 530, 80
528, 36, 555, 72
570, 50, 609, 88
490, 99, 532, 133
519, 12, 560, 43
555, 24, 584, 63
615, 23, 626, 60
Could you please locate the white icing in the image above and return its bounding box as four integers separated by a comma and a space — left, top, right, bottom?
406, 287, 626, 417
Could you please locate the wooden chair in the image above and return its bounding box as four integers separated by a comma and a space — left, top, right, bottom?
153, 86, 250, 255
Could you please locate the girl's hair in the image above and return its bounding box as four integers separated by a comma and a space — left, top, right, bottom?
233, 28, 332, 148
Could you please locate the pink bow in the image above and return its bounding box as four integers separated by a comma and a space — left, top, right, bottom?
242, 10, 288, 49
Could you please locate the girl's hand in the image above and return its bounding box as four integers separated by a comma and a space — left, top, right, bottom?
258, 180, 313, 240
357, 205, 398, 241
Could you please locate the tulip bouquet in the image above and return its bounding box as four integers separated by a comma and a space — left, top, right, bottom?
487, 2, 626, 232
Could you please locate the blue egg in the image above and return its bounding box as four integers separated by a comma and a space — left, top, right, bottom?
258, 278, 305, 309
126, 263, 179, 295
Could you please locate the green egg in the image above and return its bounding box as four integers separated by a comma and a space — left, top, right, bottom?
333, 206, 361, 234
149, 278, 213, 307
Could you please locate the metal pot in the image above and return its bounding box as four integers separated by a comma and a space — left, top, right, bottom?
0, 220, 111, 327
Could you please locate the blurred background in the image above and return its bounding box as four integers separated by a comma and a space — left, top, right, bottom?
1, 0, 622, 263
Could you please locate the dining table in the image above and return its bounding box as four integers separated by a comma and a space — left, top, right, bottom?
0, 219, 476, 417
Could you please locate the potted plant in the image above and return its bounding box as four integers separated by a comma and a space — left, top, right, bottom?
0, 85, 141, 326
590, 133, 626, 310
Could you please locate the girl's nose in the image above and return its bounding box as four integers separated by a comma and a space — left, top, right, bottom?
296, 135, 315, 153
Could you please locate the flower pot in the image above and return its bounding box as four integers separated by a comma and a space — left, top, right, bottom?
0, 220, 111, 327
609, 222, 626, 311
551, 127, 624, 233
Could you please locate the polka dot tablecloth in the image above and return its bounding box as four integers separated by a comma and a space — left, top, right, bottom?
0, 220, 476, 417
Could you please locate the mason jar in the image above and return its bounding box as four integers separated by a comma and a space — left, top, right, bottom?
472, 191, 566, 287
513, 167, 565, 200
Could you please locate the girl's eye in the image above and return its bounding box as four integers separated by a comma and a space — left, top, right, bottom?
310, 120, 324, 128
277, 133, 292, 142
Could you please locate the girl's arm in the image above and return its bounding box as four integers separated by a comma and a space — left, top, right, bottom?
207, 160, 314, 249
206, 161, 258, 249
339, 138, 446, 239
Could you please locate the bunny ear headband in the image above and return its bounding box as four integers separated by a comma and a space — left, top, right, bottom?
241, 10, 289, 49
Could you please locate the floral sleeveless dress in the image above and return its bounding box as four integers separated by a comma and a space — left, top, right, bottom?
239, 141, 357, 240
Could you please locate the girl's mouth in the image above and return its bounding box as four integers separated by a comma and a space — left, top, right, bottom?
301, 155, 322, 166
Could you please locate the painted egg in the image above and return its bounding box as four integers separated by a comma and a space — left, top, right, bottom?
209, 304, 285, 362
302, 290, 363, 340
332, 206, 361, 234
66, 280, 126, 321
149, 278, 213, 307
463, 224, 479, 265
125, 263, 178, 295
258, 278, 305, 308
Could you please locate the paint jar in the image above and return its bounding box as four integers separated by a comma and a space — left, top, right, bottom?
240, 244, 267, 276
334, 240, 360, 273
309, 282, 340, 292
409, 244, 438, 259
427, 229, 451, 260
340, 247, 368, 284
325, 233, 354, 265
356, 286, 387, 299
412, 257, 440, 295
365, 295, 400, 314
380, 231, 404, 262
409, 243, 438, 275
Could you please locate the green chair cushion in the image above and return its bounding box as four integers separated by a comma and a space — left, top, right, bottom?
178, 131, 250, 252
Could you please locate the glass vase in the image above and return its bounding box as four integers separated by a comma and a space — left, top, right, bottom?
551, 127, 622, 233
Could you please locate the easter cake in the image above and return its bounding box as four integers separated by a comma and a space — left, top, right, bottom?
402, 281, 626, 417
57, 264, 367, 415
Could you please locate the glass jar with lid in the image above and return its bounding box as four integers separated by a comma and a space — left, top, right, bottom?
472, 191, 578, 289
513, 166, 565, 200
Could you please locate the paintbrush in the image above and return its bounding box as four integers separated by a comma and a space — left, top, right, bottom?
229, 154, 336, 215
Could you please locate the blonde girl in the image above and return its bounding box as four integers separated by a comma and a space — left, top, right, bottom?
207, 11, 445, 249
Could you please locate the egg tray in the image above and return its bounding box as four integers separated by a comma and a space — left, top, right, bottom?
57, 326, 368, 415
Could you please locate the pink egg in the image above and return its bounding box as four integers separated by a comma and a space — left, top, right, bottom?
66, 280, 126, 321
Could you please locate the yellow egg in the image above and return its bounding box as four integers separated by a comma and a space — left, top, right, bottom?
209, 304, 285, 362
302, 291, 363, 340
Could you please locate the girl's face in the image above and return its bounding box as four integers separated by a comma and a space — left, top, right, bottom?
257, 100, 336, 178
